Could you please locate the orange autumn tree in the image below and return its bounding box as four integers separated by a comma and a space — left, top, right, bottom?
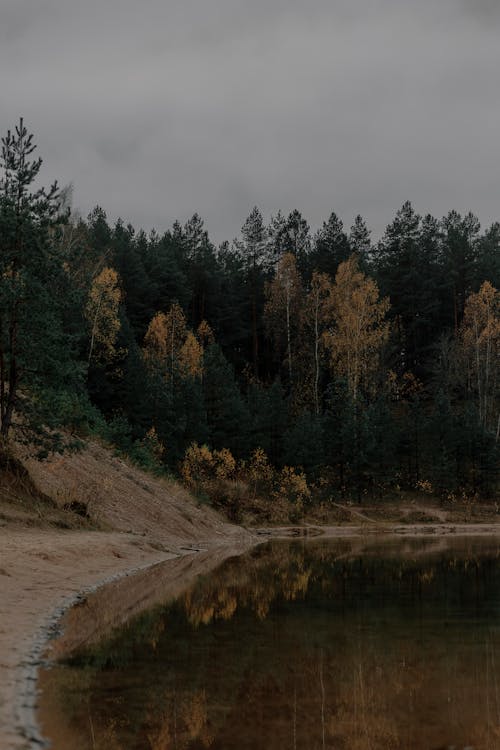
143, 305, 211, 382
85, 266, 122, 366
323, 256, 390, 400
179, 331, 203, 378
143, 302, 188, 381
143, 310, 169, 366
196, 319, 215, 348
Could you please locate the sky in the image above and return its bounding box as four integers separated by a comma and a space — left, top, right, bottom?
1, 0, 500, 245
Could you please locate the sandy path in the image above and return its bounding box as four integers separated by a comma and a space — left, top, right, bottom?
0, 529, 254, 750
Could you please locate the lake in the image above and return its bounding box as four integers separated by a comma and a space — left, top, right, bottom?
38, 537, 500, 749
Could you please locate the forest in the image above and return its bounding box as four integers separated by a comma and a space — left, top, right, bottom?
0, 120, 498, 516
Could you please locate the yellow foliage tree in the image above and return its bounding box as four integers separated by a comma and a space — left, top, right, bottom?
248, 448, 274, 498
212, 447, 236, 479
323, 256, 390, 400
143, 311, 168, 362
85, 266, 122, 365
180, 443, 236, 495
180, 442, 214, 487
273, 466, 311, 506
196, 319, 215, 348
143, 301, 188, 381
179, 331, 203, 378
142, 426, 165, 461
461, 281, 500, 435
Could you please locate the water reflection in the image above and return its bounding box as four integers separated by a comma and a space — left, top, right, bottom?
39, 538, 500, 749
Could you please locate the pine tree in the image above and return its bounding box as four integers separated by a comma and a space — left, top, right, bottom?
309, 212, 350, 279
0, 119, 82, 443
267, 210, 288, 258
181, 214, 220, 327
235, 207, 269, 376
247, 379, 288, 465
144, 229, 190, 315
202, 343, 250, 457
476, 222, 500, 290
374, 203, 445, 377
349, 215, 372, 267
441, 210, 480, 331
283, 412, 324, 478
112, 221, 155, 337
284, 209, 311, 265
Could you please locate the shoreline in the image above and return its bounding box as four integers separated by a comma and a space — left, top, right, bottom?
17, 554, 177, 750
4, 524, 500, 749
0, 528, 252, 750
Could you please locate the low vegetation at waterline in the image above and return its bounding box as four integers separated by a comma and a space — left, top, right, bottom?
0, 119, 498, 518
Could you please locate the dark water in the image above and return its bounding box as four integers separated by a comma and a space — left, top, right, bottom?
40, 538, 500, 749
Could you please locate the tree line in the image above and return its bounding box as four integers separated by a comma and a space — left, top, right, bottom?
0, 120, 498, 505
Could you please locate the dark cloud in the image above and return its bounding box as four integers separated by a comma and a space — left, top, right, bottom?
462, 0, 500, 19
1, 1, 499, 243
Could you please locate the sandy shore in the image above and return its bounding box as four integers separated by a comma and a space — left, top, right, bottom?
4, 522, 500, 749
0, 528, 253, 750
0, 530, 171, 749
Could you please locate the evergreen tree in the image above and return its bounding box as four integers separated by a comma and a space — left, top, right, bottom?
267, 210, 288, 258
235, 207, 269, 376
203, 343, 250, 457
440, 210, 480, 331
182, 214, 221, 327
284, 209, 311, 268
425, 389, 460, 492
0, 119, 83, 444
309, 211, 350, 279
247, 379, 288, 465
283, 412, 324, 478
476, 222, 500, 290
323, 380, 357, 494
214, 241, 250, 371
375, 202, 442, 376
144, 229, 190, 316
87, 205, 111, 259
364, 394, 397, 492
111, 220, 155, 337
349, 215, 372, 268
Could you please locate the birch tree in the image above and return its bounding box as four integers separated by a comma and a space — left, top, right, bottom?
303, 272, 333, 414
143, 302, 188, 382
461, 281, 500, 436
264, 253, 302, 386
86, 266, 122, 366
323, 256, 390, 401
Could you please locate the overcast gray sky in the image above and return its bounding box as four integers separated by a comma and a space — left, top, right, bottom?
1, 0, 499, 244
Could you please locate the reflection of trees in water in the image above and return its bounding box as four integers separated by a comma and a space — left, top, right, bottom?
181, 540, 347, 627
42, 539, 500, 750
181, 539, 500, 629
146, 690, 213, 750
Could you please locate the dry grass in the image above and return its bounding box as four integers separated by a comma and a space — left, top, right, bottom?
12, 438, 244, 545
